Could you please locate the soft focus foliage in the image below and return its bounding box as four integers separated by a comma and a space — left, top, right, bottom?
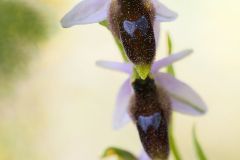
0, 1, 51, 159
0, 0, 48, 94
193, 127, 207, 160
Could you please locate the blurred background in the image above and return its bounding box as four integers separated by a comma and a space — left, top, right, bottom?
0, 0, 239, 159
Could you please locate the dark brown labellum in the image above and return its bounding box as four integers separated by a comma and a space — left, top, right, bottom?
109, 0, 156, 65
129, 77, 171, 160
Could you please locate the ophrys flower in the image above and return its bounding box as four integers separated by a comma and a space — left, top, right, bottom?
97, 50, 207, 159
96, 49, 208, 129
61, 0, 177, 79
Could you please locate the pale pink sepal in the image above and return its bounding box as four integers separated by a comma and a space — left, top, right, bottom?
153, 21, 161, 46
96, 60, 132, 74
113, 78, 133, 129
139, 150, 151, 160
61, 0, 110, 28
155, 73, 208, 115
152, 0, 178, 22
152, 49, 193, 73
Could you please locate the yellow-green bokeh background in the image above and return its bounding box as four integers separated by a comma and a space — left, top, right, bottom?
0, 0, 240, 159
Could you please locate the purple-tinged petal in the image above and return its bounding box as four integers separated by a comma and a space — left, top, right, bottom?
139, 150, 151, 160
113, 78, 133, 129
152, 49, 193, 73
61, 0, 110, 28
96, 60, 132, 74
152, 0, 178, 22
153, 21, 161, 46
155, 73, 207, 115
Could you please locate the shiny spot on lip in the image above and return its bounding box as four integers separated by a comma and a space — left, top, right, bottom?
123, 20, 136, 37
123, 16, 149, 37
137, 112, 161, 133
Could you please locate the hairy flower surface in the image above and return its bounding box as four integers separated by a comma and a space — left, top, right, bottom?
96, 50, 207, 129
131, 77, 171, 159
61, 0, 177, 79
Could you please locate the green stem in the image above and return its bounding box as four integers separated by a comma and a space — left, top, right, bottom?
193, 126, 208, 160
99, 21, 128, 62
167, 33, 182, 160
167, 33, 175, 76
169, 118, 182, 160
113, 36, 129, 62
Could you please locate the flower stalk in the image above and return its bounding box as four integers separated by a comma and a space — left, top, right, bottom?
99, 21, 129, 62
61, 1, 208, 159
166, 34, 182, 160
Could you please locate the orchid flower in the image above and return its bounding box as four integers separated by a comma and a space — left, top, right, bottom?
61, 0, 178, 79
96, 49, 207, 129
61, 0, 177, 43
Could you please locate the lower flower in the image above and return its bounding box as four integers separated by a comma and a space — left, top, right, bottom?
97, 49, 207, 159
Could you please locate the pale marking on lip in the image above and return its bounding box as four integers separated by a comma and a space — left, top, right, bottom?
137, 112, 161, 133
123, 16, 149, 37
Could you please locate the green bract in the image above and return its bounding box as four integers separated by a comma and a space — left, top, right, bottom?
102, 147, 137, 160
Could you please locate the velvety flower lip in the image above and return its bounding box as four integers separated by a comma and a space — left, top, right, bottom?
96, 49, 208, 129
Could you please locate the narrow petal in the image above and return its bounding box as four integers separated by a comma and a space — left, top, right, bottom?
152, 0, 178, 22
139, 150, 151, 160
153, 21, 161, 46
113, 78, 133, 129
96, 60, 132, 74
61, 0, 110, 28
155, 73, 207, 115
152, 49, 193, 73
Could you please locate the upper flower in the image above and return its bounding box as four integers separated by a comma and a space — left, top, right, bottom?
96, 49, 208, 129
61, 0, 177, 28
61, 0, 178, 78
61, 0, 177, 47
